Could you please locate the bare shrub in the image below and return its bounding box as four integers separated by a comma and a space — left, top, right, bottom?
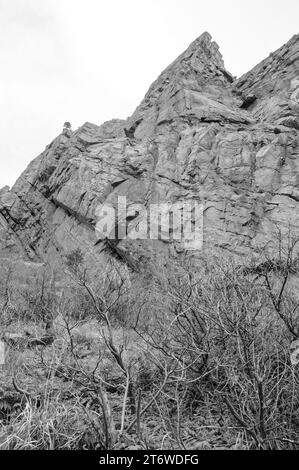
135, 250, 299, 449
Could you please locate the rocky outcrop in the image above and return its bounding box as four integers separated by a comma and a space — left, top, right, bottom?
0, 32, 298, 279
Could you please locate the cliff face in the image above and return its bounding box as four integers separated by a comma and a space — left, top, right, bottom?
0, 32, 299, 277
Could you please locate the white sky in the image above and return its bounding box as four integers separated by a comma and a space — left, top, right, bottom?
0, 0, 298, 188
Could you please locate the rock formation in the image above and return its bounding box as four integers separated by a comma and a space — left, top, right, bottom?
0, 32, 298, 281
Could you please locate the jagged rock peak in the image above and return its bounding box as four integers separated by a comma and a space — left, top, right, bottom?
170, 31, 225, 70
142, 30, 230, 88
126, 31, 235, 138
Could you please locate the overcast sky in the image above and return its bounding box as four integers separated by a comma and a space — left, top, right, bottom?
0, 0, 298, 189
